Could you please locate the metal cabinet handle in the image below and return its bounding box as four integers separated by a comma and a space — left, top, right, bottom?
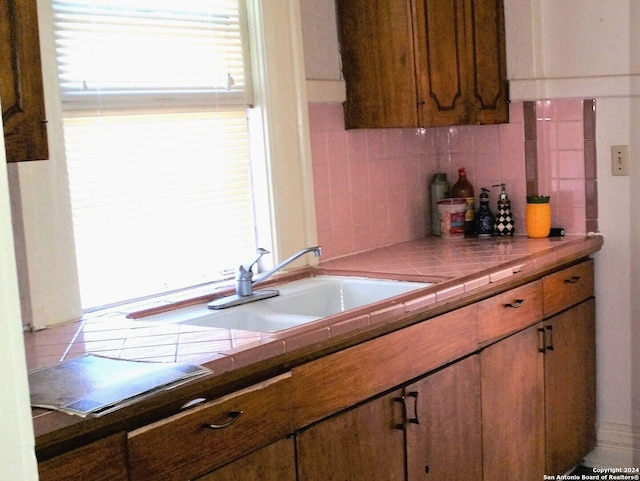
538, 327, 546, 353
504, 299, 525, 308
545, 325, 554, 351
392, 392, 420, 429
392, 396, 406, 430
406, 391, 420, 425
564, 275, 581, 284
203, 410, 243, 430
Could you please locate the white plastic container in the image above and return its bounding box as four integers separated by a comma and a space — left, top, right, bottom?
437, 198, 466, 237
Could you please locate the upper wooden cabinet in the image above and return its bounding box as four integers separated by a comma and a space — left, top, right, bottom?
337, 0, 509, 128
1, 0, 49, 162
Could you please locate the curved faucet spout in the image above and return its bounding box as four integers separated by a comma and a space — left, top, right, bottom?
208, 245, 323, 309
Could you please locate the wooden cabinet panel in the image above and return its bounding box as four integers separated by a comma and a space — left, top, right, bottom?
296, 389, 405, 481
291, 304, 478, 428
297, 356, 482, 481
337, 0, 418, 128
128, 373, 294, 481
196, 437, 296, 481
544, 299, 597, 474
478, 280, 543, 345
468, 0, 509, 124
542, 259, 594, 317
415, 0, 508, 126
414, 0, 469, 126
0, 0, 48, 162
481, 324, 545, 481
38, 433, 128, 481
405, 355, 482, 481
337, 0, 508, 128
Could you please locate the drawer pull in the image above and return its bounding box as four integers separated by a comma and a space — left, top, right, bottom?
203, 410, 243, 430
564, 275, 581, 284
504, 299, 525, 308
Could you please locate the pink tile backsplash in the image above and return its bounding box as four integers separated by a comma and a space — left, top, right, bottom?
534, 99, 591, 233
309, 99, 595, 261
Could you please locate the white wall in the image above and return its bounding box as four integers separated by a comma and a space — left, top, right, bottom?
0, 103, 39, 480
9, 0, 83, 330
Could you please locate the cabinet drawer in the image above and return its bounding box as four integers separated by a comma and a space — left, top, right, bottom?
128, 373, 294, 481
478, 281, 543, 345
542, 260, 594, 317
39, 433, 128, 481
291, 304, 478, 428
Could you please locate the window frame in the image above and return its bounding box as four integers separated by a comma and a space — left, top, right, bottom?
17, 0, 318, 328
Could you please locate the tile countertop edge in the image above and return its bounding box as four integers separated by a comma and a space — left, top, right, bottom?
30, 234, 604, 456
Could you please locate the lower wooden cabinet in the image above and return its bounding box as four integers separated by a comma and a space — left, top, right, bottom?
127, 373, 294, 481
296, 388, 405, 481
405, 355, 482, 480
195, 437, 296, 481
545, 298, 596, 474
481, 296, 596, 480
37, 259, 598, 481
38, 433, 128, 481
296, 355, 482, 481
481, 324, 546, 481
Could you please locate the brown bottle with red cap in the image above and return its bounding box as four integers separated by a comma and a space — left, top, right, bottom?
452, 167, 475, 235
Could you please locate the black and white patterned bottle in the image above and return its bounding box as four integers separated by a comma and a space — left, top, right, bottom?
493, 183, 515, 236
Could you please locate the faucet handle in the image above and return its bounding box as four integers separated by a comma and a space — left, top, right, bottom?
238, 248, 270, 278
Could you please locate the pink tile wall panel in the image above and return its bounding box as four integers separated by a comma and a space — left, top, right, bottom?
309, 99, 590, 261
309, 103, 428, 259
535, 99, 588, 234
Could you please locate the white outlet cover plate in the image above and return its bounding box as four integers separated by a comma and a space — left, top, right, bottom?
611, 145, 630, 176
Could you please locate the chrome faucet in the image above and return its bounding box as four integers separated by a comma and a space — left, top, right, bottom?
208, 246, 322, 309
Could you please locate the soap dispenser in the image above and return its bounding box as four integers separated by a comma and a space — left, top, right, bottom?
493, 183, 515, 236
475, 188, 495, 237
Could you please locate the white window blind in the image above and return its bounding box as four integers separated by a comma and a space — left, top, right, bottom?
52, 0, 262, 310
54, 0, 252, 109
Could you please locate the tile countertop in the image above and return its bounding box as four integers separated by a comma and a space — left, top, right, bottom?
26, 234, 603, 452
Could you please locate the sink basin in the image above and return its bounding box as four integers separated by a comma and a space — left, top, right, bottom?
262, 276, 430, 318
142, 276, 431, 333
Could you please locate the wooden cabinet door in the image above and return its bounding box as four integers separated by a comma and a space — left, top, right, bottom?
481, 324, 546, 481
337, 0, 507, 128
466, 0, 508, 124
296, 389, 405, 481
405, 355, 482, 481
414, 0, 470, 126
337, 0, 419, 129
195, 438, 296, 481
544, 298, 597, 474
414, 0, 508, 126
0, 0, 49, 161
